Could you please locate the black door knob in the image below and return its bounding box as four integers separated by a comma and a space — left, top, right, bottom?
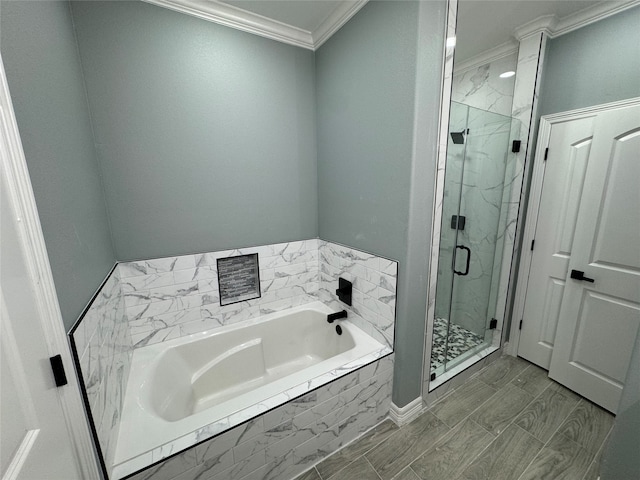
570, 269, 595, 283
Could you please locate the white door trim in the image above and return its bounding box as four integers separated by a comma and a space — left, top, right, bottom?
508, 96, 640, 357
0, 55, 101, 479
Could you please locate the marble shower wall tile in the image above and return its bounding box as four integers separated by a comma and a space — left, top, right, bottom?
451, 52, 518, 117
73, 267, 133, 477
493, 32, 547, 345
317, 241, 398, 349
119, 240, 320, 348
124, 355, 394, 480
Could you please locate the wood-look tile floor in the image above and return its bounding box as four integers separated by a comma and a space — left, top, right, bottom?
297, 355, 615, 480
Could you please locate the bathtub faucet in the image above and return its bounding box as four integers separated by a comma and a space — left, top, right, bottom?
327, 310, 348, 323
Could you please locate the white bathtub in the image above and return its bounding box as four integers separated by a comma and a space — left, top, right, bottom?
113, 301, 388, 477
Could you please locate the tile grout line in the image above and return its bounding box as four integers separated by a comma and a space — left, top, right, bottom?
408, 465, 421, 479
320, 421, 399, 480
364, 455, 384, 480
507, 374, 583, 480
429, 384, 498, 429
579, 427, 612, 480
513, 398, 587, 480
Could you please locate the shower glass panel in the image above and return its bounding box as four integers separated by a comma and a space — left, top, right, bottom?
431, 102, 519, 378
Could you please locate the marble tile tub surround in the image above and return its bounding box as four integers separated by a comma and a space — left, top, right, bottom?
69, 266, 133, 478
70, 238, 396, 478
119, 354, 394, 480
118, 239, 397, 350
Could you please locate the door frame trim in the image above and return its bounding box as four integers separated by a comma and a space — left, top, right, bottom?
507, 96, 640, 357
0, 55, 101, 479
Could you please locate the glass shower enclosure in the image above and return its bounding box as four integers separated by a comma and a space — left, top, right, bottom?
430, 101, 520, 378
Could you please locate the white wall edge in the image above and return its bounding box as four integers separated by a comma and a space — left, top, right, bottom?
313, 0, 368, 49
142, 0, 315, 50
389, 397, 424, 427
0, 55, 102, 479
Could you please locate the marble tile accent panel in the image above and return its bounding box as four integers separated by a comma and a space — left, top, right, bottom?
317, 241, 398, 349
115, 354, 394, 480
71, 267, 133, 479
119, 240, 321, 347
120, 239, 397, 350
122, 356, 393, 480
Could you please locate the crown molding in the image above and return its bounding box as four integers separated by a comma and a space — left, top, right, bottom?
313, 1, 368, 49
143, 0, 370, 51
143, 0, 315, 50
552, 0, 640, 38
513, 14, 556, 40
454, 40, 519, 76
514, 0, 640, 40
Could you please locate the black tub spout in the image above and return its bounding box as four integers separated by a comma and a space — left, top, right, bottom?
327, 310, 348, 323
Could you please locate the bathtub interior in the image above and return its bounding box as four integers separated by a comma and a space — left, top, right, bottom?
112, 302, 391, 478
147, 308, 357, 422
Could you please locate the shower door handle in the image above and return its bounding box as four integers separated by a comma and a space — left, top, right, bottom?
453, 245, 471, 276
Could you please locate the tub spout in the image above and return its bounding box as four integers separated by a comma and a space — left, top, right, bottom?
327, 310, 348, 323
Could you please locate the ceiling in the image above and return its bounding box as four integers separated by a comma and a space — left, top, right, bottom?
455, 0, 604, 62
222, 0, 345, 32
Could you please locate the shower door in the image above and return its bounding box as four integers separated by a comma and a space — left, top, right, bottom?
431, 102, 517, 378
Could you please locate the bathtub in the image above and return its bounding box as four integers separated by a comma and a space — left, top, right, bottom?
113, 301, 389, 478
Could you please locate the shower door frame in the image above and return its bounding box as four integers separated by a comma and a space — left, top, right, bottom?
431, 102, 516, 383
421, 0, 547, 397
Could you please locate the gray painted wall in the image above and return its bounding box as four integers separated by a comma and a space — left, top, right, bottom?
316, 0, 445, 407
600, 330, 640, 479
70, 1, 318, 261
1, 1, 117, 330
539, 6, 640, 116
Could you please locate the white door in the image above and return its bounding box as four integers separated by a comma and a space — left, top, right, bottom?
518, 116, 596, 368
548, 104, 640, 413
0, 176, 82, 480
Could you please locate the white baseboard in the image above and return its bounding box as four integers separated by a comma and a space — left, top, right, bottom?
389, 397, 424, 426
